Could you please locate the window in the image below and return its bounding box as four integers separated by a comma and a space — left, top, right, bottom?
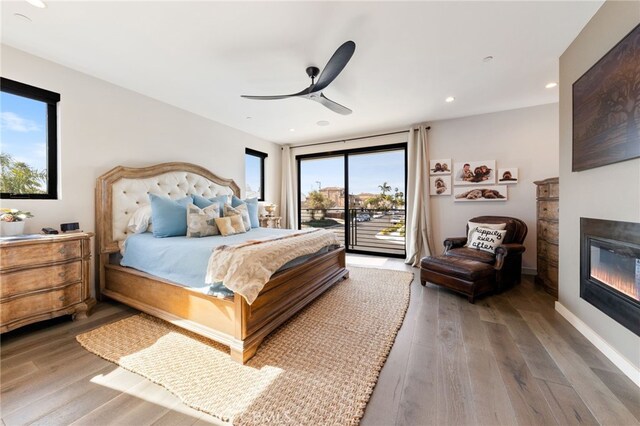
1, 77, 60, 199
245, 148, 267, 201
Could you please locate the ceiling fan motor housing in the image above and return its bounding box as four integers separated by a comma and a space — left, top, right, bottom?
306, 66, 320, 79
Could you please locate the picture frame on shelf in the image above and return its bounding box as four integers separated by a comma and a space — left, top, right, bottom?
454, 185, 507, 202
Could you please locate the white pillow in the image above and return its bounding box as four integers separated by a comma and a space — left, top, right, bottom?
466, 221, 506, 244
468, 227, 507, 253
186, 203, 220, 238
127, 205, 152, 234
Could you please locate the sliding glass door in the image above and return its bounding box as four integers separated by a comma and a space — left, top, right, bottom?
299, 156, 346, 246
297, 143, 406, 258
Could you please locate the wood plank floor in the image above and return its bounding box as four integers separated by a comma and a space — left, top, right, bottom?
1, 255, 638, 426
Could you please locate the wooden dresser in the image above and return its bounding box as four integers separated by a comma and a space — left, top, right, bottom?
0, 232, 96, 333
534, 178, 559, 298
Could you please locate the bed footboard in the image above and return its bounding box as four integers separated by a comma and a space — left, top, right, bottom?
231, 246, 348, 363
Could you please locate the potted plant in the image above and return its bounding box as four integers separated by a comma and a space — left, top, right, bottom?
0, 209, 33, 236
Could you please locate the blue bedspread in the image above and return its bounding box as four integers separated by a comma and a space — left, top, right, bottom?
121, 228, 326, 297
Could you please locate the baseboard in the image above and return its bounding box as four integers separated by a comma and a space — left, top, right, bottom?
522, 267, 536, 276
555, 301, 640, 387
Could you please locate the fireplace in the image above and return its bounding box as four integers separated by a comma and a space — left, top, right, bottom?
580, 218, 640, 336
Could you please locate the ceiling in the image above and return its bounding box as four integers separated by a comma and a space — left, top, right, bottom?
1, 1, 602, 144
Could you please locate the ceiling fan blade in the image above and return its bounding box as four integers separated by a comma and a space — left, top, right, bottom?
241, 87, 311, 100
312, 93, 352, 115
312, 41, 356, 93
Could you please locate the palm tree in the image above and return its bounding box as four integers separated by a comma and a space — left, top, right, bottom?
378, 182, 392, 196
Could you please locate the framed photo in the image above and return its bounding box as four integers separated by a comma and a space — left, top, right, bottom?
454, 185, 507, 202
430, 176, 451, 196
498, 168, 518, 184
429, 159, 452, 175
453, 160, 496, 186
572, 24, 640, 171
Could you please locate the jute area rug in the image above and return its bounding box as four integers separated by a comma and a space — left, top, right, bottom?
76, 266, 412, 425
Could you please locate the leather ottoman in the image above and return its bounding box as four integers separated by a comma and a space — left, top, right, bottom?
420, 255, 496, 303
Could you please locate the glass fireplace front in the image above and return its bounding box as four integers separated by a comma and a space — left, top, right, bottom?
590, 239, 640, 302
580, 217, 640, 336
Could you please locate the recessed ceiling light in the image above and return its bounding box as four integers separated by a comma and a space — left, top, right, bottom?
483, 56, 494, 63
24, 0, 46, 8
445, 96, 455, 103
545, 82, 558, 89
289, 128, 295, 132
317, 120, 330, 127
14, 13, 32, 22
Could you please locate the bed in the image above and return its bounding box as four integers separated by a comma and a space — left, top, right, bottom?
95, 162, 348, 363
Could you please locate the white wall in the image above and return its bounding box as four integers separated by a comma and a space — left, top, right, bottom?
1, 46, 281, 293
429, 104, 559, 271
290, 103, 559, 271
558, 1, 640, 370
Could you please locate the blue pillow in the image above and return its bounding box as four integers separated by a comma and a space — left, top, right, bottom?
232, 196, 260, 228
149, 194, 193, 237
192, 194, 227, 216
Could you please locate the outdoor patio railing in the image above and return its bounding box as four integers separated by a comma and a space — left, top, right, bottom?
300, 208, 405, 257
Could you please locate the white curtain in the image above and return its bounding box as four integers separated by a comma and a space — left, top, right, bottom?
280, 145, 298, 229
405, 125, 434, 266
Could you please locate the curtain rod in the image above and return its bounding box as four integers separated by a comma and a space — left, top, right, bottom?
288, 126, 430, 150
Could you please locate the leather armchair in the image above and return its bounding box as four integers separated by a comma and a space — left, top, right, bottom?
443, 216, 528, 290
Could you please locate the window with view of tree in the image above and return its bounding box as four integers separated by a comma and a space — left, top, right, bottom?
1, 78, 60, 199
245, 148, 267, 201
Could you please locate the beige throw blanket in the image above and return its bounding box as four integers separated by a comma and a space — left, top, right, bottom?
205, 229, 339, 304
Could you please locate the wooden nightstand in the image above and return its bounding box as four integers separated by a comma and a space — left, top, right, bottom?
0, 232, 96, 333
259, 216, 281, 229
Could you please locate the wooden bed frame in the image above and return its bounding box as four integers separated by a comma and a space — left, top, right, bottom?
95, 162, 348, 363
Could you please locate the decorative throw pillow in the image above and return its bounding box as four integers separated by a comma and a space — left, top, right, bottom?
215, 215, 247, 236
191, 194, 229, 217
149, 194, 193, 238
224, 204, 251, 231
231, 196, 260, 228
466, 221, 507, 245
467, 227, 507, 253
127, 205, 152, 234
186, 203, 220, 238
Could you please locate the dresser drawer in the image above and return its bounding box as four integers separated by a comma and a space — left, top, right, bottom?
537, 184, 551, 199
1, 261, 82, 300
537, 239, 558, 263
546, 263, 559, 284
0, 240, 82, 271
538, 220, 559, 244
537, 201, 559, 221
548, 183, 559, 198
1, 283, 81, 325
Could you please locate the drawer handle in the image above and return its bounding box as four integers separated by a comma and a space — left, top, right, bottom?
58, 271, 66, 278
59, 296, 66, 302
58, 247, 67, 255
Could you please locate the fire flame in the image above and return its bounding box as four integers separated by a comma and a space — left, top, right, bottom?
591, 265, 639, 301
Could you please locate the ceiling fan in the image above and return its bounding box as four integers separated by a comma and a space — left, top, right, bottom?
241, 40, 356, 115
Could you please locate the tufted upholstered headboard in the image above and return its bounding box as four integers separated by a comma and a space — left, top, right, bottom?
95, 162, 240, 256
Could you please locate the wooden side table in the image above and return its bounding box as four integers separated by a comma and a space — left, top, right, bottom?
0, 232, 96, 333
259, 216, 281, 229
